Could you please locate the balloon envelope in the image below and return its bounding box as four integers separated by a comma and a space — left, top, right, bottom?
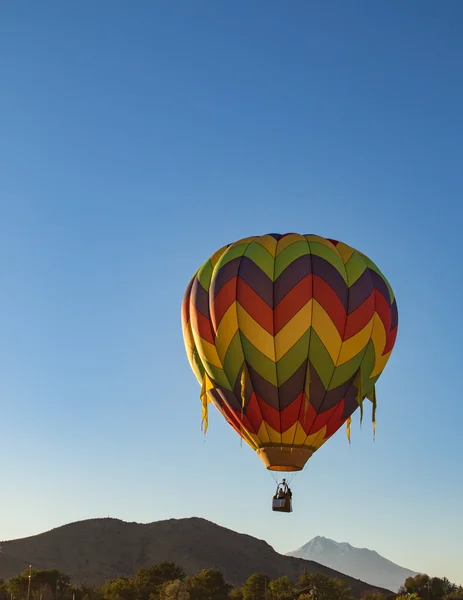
181, 233, 398, 471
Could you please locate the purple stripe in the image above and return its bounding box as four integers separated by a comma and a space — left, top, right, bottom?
342, 385, 360, 419
308, 363, 355, 413
237, 256, 274, 307
390, 300, 398, 330
278, 360, 307, 409
191, 278, 210, 318
348, 270, 375, 314
274, 255, 312, 305
369, 269, 392, 304
312, 255, 349, 311
183, 276, 195, 302
216, 385, 242, 413
246, 364, 280, 410
210, 256, 241, 299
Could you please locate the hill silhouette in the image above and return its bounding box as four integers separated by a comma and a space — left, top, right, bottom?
0, 517, 392, 597
286, 535, 418, 592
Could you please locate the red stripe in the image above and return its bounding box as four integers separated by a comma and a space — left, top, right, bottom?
237, 279, 274, 335
220, 404, 244, 438
243, 392, 263, 433
252, 394, 305, 434
313, 275, 347, 336
225, 405, 256, 436
280, 393, 304, 431
373, 289, 397, 355
344, 291, 375, 339
211, 276, 237, 332
325, 400, 346, 437
237, 391, 351, 444
384, 325, 398, 354
274, 274, 313, 334
256, 397, 281, 431
254, 393, 307, 435
190, 306, 215, 345
299, 400, 344, 435
374, 289, 391, 332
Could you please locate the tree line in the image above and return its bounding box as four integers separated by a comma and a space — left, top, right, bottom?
0, 562, 461, 600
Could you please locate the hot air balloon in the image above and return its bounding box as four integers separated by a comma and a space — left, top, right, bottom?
181, 234, 398, 512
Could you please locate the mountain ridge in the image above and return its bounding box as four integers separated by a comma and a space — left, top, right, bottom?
286, 535, 419, 592
0, 516, 392, 597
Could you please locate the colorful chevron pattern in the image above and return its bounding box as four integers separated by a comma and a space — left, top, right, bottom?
181, 233, 398, 471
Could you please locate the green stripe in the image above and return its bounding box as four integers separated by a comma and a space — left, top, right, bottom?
197, 260, 214, 291
274, 241, 309, 280
363, 255, 395, 302
309, 329, 334, 390
277, 329, 310, 384
203, 361, 232, 391
364, 372, 380, 399
329, 351, 364, 390
191, 345, 206, 379
223, 330, 245, 388
214, 242, 252, 272
243, 241, 275, 280
359, 338, 376, 381
345, 251, 367, 286
240, 332, 278, 386
307, 241, 348, 283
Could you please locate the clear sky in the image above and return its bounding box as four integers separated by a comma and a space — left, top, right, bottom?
1, 0, 462, 587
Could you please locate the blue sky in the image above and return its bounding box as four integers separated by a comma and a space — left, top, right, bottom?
1, 0, 462, 587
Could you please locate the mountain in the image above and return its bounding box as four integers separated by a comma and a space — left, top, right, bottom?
286, 536, 419, 592
0, 517, 391, 597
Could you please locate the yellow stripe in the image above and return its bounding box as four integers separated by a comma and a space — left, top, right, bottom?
245, 432, 260, 450
370, 314, 392, 377
229, 236, 258, 248
236, 304, 276, 361
275, 300, 313, 361
281, 421, 308, 445
304, 426, 328, 450
276, 233, 304, 255
214, 302, 239, 361
256, 420, 271, 444
183, 321, 204, 384
239, 427, 260, 450
192, 334, 223, 369
311, 300, 342, 364
256, 235, 278, 257
182, 317, 195, 350
210, 244, 229, 268
337, 317, 374, 365
335, 242, 355, 264
304, 235, 335, 250
260, 421, 282, 443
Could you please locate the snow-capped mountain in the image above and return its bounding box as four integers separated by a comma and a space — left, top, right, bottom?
286, 536, 419, 592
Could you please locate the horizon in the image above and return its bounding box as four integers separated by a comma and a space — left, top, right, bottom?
1, 513, 420, 574
1, 0, 462, 587
0, 513, 435, 578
